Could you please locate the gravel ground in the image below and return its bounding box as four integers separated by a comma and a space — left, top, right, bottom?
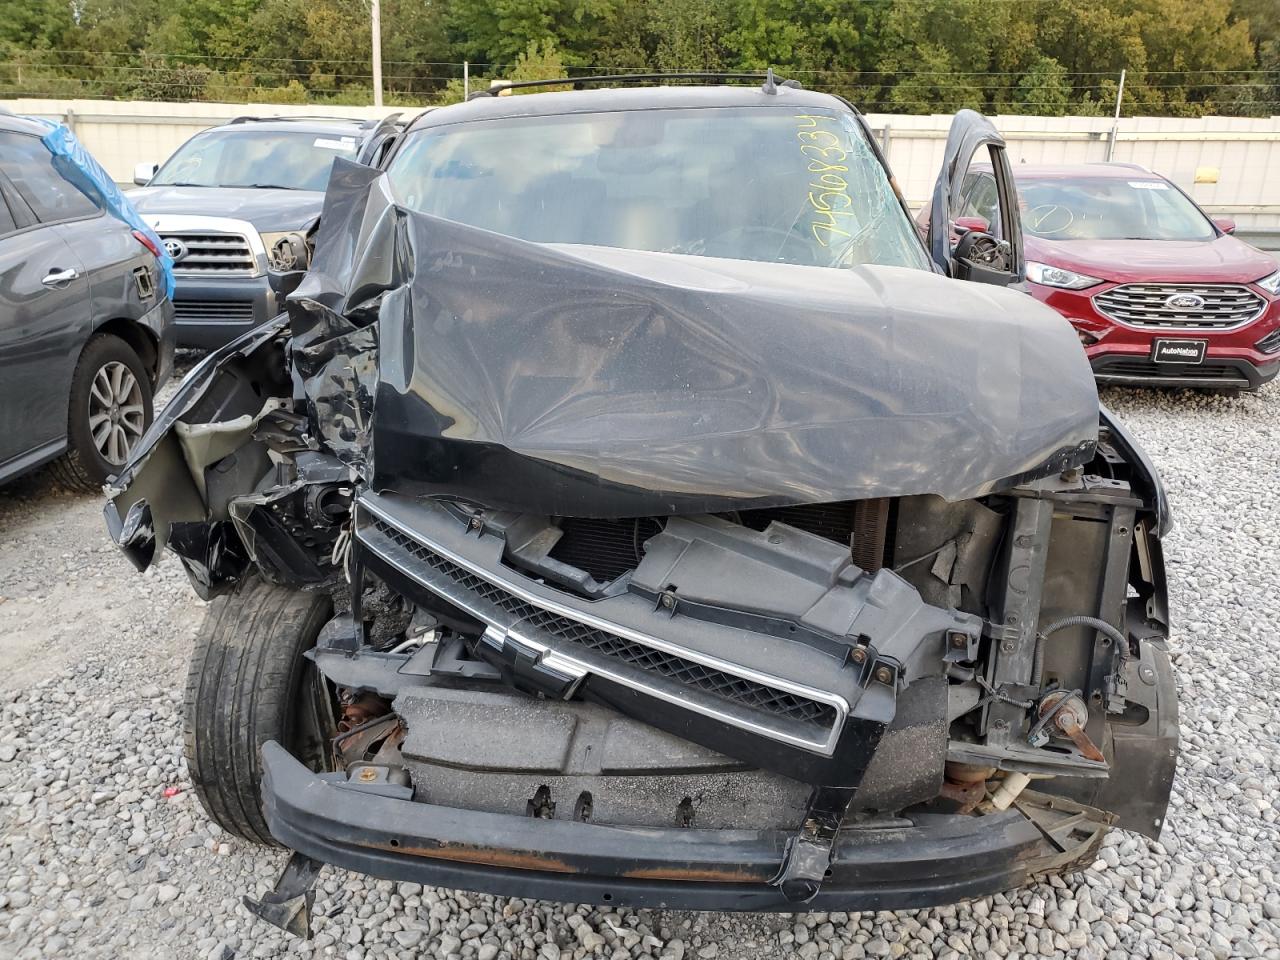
1, 378, 1279, 960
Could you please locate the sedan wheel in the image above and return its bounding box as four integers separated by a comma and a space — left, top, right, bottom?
51, 333, 155, 492
88, 360, 147, 465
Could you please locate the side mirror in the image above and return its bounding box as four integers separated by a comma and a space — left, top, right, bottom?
953, 230, 1017, 287
133, 162, 159, 187
1213, 217, 1236, 235
953, 216, 990, 236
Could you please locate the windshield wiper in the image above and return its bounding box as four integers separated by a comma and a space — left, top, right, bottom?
224, 183, 301, 191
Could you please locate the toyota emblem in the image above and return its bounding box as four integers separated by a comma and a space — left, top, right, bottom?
163, 238, 188, 262
1164, 293, 1205, 310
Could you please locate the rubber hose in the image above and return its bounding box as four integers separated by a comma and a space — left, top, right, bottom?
1031, 615, 1128, 687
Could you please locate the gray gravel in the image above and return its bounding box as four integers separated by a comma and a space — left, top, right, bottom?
2, 380, 1279, 960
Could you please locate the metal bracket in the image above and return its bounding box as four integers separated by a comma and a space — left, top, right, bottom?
242, 851, 324, 938
769, 785, 856, 904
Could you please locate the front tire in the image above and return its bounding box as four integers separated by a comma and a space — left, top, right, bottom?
51, 333, 154, 492
184, 576, 334, 846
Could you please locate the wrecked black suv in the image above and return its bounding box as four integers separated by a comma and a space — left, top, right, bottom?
104, 78, 1177, 927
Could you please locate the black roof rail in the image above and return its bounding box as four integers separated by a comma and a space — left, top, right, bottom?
468, 70, 802, 100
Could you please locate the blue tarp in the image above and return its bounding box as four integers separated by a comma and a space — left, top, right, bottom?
26, 119, 175, 299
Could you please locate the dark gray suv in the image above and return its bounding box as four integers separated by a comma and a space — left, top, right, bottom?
0, 113, 174, 490
129, 115, 402, 349
106, 79, 1176, 923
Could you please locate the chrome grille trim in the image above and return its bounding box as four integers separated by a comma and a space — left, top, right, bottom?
142, 214, 267, 278
355, 498, 848, 756
1094, 283, 1265, 331
160, 232, 257, 276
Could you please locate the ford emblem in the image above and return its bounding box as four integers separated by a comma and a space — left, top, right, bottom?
1164, 293, 1205, 310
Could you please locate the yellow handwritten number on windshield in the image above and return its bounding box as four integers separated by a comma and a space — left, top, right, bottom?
796, 115, 854, 247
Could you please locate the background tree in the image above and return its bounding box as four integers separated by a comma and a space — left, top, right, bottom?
0, 0, 1274, 114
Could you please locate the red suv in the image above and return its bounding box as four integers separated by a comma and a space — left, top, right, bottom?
956, 163, 1280, 391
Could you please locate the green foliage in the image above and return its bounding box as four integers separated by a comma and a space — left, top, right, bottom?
507, 37, 570, 90
0, 0, 1274, 115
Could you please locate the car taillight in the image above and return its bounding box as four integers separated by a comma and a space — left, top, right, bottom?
132, 229, 162, 259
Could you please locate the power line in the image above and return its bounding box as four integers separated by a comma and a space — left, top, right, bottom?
8, 65, 1276, 97
13, 49, 1280, 78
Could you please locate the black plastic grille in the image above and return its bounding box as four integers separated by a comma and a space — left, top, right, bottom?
1097, 359, 1248, 382
366, 515, 837, 728
1256, 328, 1280, 355
518, 607, 836, 725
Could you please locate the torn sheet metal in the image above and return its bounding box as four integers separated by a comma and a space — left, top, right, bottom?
298, 160, 1098, 519
285, 161, 393, 472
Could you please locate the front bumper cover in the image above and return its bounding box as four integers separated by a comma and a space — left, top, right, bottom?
1091, 354, 1280, 390
261, 741, 1113, 912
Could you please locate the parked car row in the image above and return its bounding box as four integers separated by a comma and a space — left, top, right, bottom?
0, 76, 1272, 927
0, 111, 401, 489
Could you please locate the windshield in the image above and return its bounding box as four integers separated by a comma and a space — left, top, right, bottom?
150, 129, 359, 190
387, 107, 929, 270
1018, 176, 1215, 242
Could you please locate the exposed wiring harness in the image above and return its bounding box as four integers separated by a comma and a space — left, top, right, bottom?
1031, 615, 1128, 686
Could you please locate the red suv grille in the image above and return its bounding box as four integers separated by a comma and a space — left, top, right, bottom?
1094, 283, 1265, 330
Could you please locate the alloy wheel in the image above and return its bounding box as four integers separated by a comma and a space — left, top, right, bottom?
88, 360, 145, 465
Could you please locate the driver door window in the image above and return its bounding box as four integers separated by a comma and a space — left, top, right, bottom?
959, 173, 1000, 236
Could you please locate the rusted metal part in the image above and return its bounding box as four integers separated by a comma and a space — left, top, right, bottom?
622, 864, 768, 883
938, 778, 987, 814
1031, 690, 1105, 763
337, 689, 391, 732
945, 762, 996, 784
1054, 713, 1106, 764
361, 840, 582, 874
358, 835, 771, 883
332, 712, 402, 767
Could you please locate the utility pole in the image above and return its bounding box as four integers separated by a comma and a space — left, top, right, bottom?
1106, 68, 1126, 161
464, 61, 470, 99
371, 0, 384, 107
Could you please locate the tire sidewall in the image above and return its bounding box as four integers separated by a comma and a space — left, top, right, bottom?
184, 577, 335, 845
67, 334, 155, 487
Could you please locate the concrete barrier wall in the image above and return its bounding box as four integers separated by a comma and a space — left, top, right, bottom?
5, 97, 1279, 227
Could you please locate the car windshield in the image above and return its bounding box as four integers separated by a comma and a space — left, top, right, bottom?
1018, 176, 1216, 242
387, 106, 930, 270
150, 129, 359, 191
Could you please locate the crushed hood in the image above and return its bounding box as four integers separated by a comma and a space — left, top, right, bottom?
290, 160, 1099, 519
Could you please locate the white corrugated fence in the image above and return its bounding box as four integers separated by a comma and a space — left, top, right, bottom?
5, 98, 1279, 237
